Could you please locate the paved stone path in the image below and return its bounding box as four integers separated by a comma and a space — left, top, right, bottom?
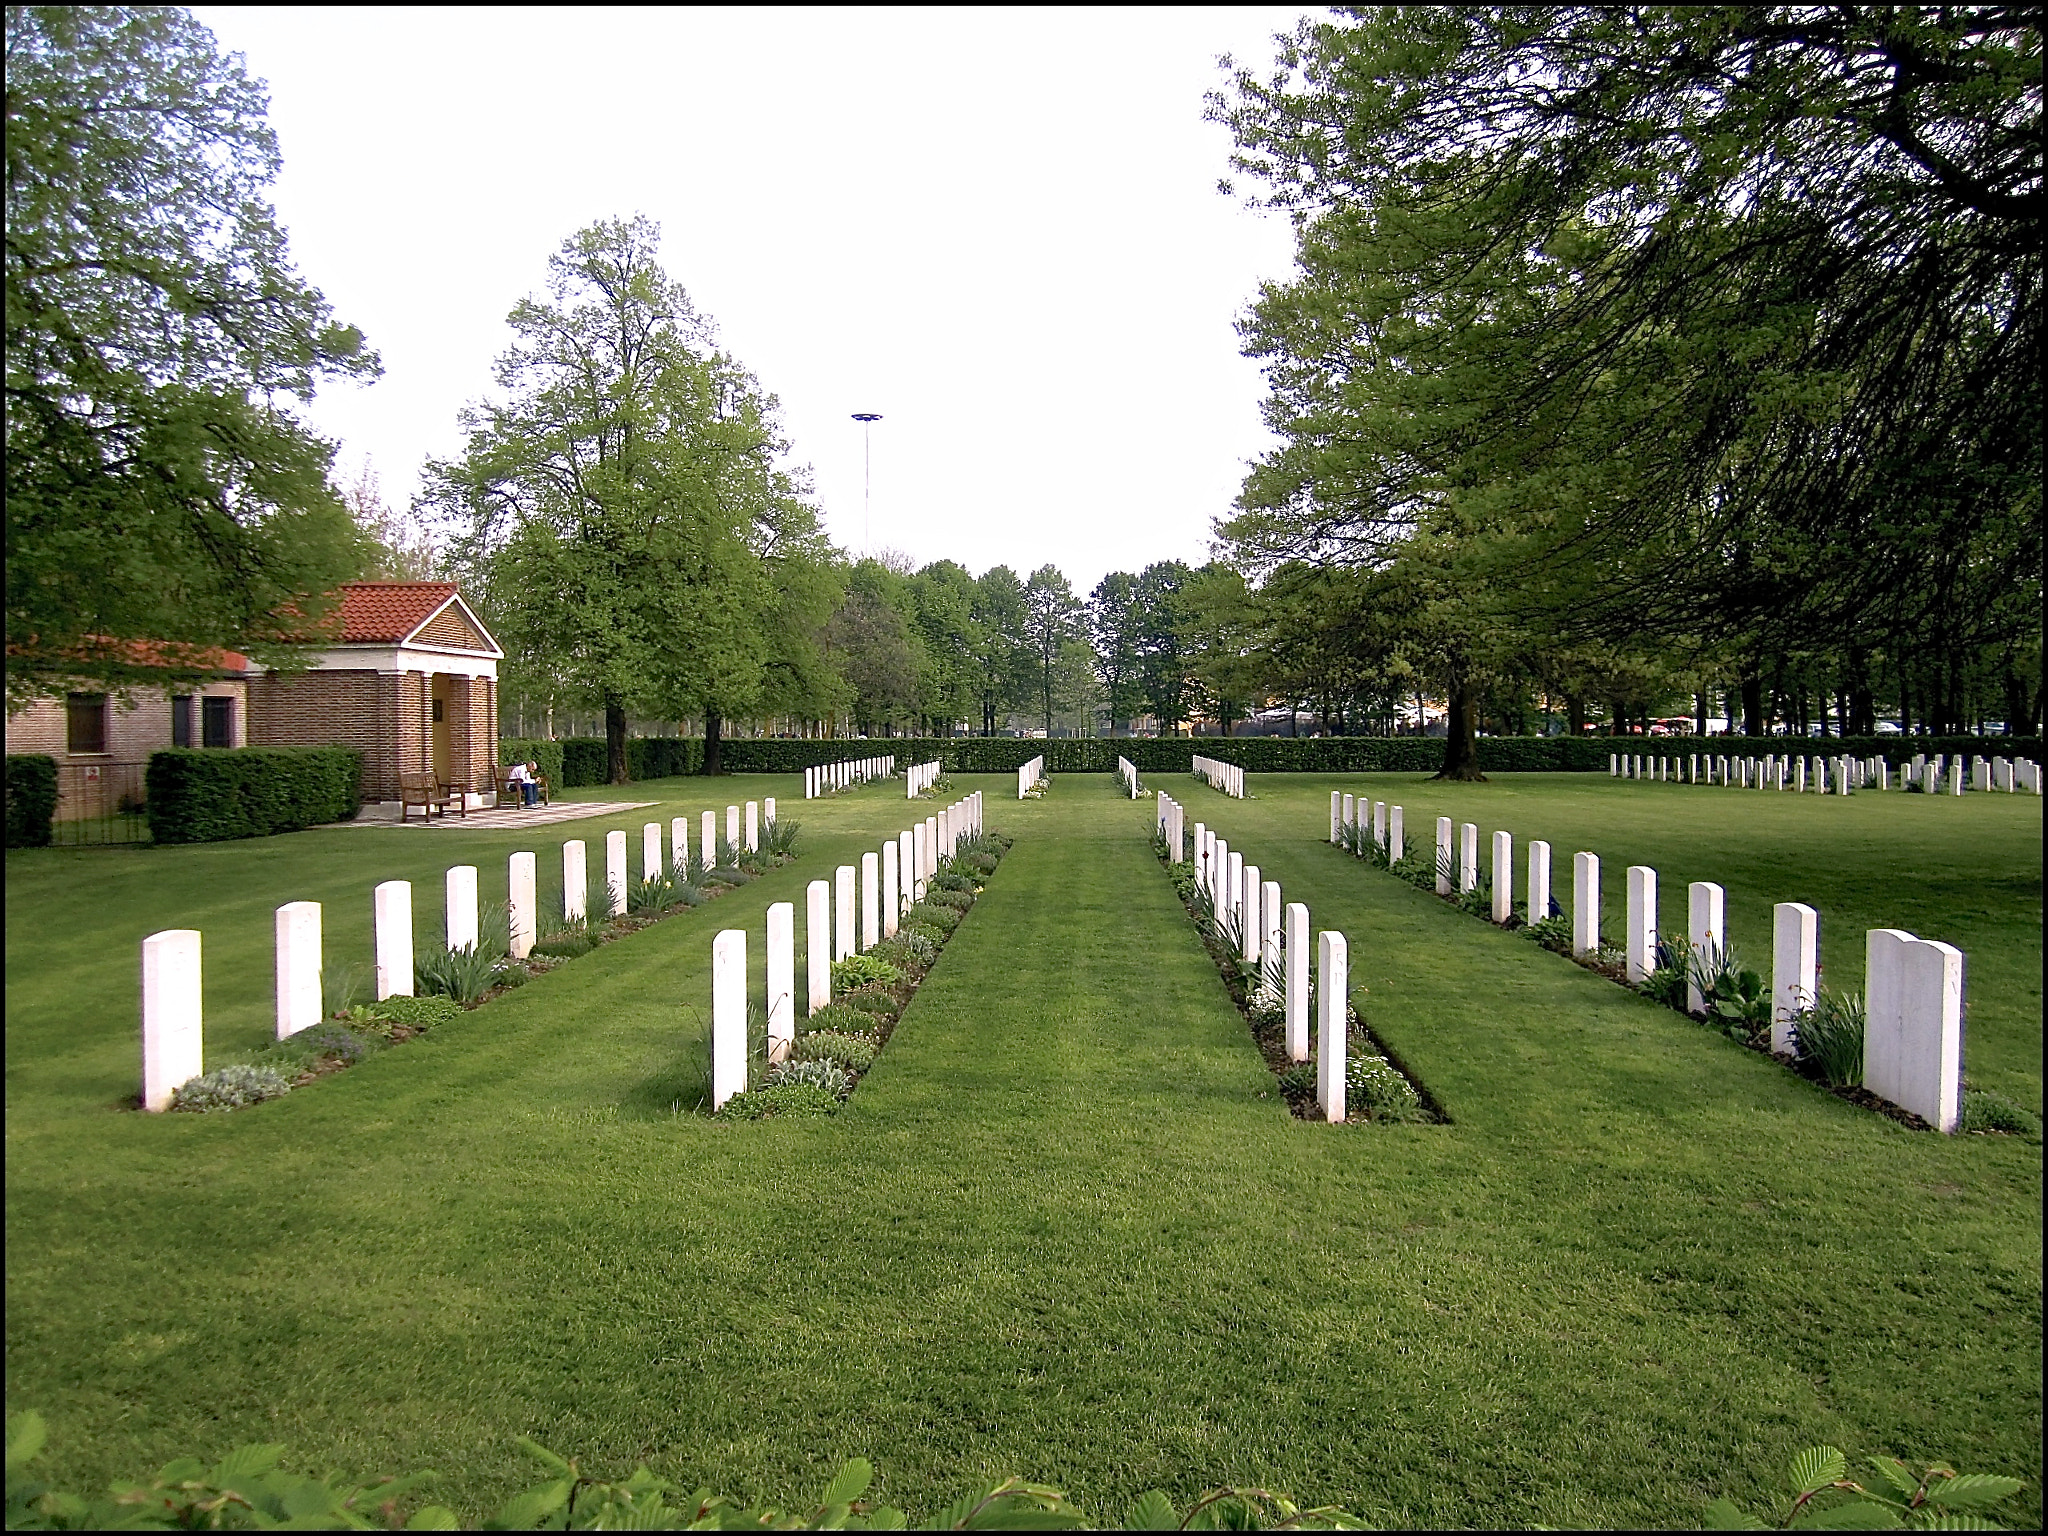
326, 800, 659, 831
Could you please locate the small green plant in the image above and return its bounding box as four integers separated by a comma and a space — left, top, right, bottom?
900, 921, 948, 951
1633, 935, 1693, 1010
927, 885, 975, 910
1347, 1052, 1420, 1114
1522, 913, 1574, 955
169, 1063, 292, 1113
792, 1030, 880, 1071
1701, 1443, 2026, 1530
1791, 988, 1865, 1088
532, 931, 596, 959
256, 1022, 380, 1072
765, 816, 801, 856
703, 864, 754, 887
627, 872, 676, 914
929, 870, 977, 894
845, 990, 897, 1017
798, 1001, 874, 1036
832, 953, 901, 993
345, 993, 465, 1036
763, 1058, 852, 1098
320, 959, 371, 1018
1275, 1062, 1317, 1099
903, 902, 959, 932
1961, 1087, 2041, 1138
415, 941, 504, 1003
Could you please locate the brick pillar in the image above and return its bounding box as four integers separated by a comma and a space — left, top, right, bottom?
375, 671, 404, 801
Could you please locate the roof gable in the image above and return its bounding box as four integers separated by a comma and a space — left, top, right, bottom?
400, 592, 504, 658
337, 582, 461, 643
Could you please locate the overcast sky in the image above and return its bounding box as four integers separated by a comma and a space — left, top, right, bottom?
191, 5, 1310, 596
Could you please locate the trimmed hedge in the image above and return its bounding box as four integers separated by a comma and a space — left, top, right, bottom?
496, 738, 565, 791
497, 733, 2043, 780
145, 747, 361, 844
6, 754, 59, 848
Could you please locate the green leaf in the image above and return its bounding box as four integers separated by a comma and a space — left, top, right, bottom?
1913, 1516, 2006, 1531
1701, 1499, 1770, 1531
862, 1506, 909, 1532
1869, 1458, 1921, 1497
280, 1478, 346, 1519
822, 1459, 875, 1507
1124, 1489, 1180, 1530
488, 1479, 571, 1528
213, 1443, 286, 1480
1789, 1499, 1904, 1530
5, 1411, 48, 1475
1924, 1474, 2025, 1508
405, 1507, 463, 1530
513, 1438, 573, 1474
1792, 1447, 1850, 1496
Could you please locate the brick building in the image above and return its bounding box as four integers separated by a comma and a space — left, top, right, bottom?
6, 582, 503, 816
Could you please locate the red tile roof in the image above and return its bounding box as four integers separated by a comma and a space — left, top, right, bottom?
5, 636, 248, 673
336, 582, 461, 644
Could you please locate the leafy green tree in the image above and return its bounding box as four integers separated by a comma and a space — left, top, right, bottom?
822, 559, 921, 735
1086, 571, 1145, 734
1133, 560, 1196, 734
1022, 564, 1081, 737
1179, 565, 1264, 737
906, 560, 979, 735
5, 5, 379, 704
970, 565, 1035, 735
428, 216, 809, 780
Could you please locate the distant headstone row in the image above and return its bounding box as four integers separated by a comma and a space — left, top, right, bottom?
1115, 756, 1141, 798
906, 759, 942, 797
805, 756, 895, 799
1329, 791, 1406, 868
711, 790, 985, 1108
1324, 795, 1969, 1133
1607, 749, 2041, 796
1168, 793, 1349, 1122
1017, 755, 1045, 799
1191, 755, 1244, 798
139, 797, 781, 1112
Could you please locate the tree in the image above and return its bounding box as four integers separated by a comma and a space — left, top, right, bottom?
1086, 572, 1144, 734
1178, 565, 1262, 737
342, 460, 437, 581
1133, 561, 1196, 734
427, 216, 807, 781
822, 559, 920, 735
1213, 5, 2041, 768
5, 5, 379, 705
1022, 564, 1081, 736
969, 565, 1035, 735
905, 560, 979, 735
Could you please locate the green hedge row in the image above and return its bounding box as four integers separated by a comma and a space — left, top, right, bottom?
499, 733, 2041, 781
6, 754, 59, 848
145, 747, 361, 844
496, 738, 566, 790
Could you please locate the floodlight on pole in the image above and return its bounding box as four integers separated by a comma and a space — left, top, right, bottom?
851, 412, 882, 554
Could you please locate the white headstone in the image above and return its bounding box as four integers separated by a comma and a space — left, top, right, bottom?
445, 865, 479, 953
1224, 847, 1241, 923
1317, 930, 1347, 1124
1687, 881, 1726, 1013
701, 809, 717, 868
275, 901, 322, 1039
1284, 903, 1310, 1062
508, 851, 536, 959
882, 841, 900, 938
1240, 864, 1261, 963
374, 880, 413, 1000
1527, 840, 1551, 925
834, 865, 855, 961
745, 800, 760, 853
1330, 790, 1342, 843
140, 928, 203, 1111
1262, 881, 1282, 971
1341, 793, 1355, 842
1572, 852, 1600, 957
607, 829, 629, 917
671, 817, 690, 874
711, 928, 747, 1110
1436, 817, 1454, 895
1491, 831, 1513, 922
642, 822, 661, 882
1625, 865, 1657, 983
861, 851, 880, 952
1373, 801, 1387, 849
898, 830, 915, 914
911, 823, 928, 902
805, 879, 831, 1014
765, 796, 776, 829
1771, 902, 1817, 1055
726, 804, 741, 854
1388, 805, 1403, 865
1459, 822, 1478, 893
766, 902, 794, 1064
1864, 929, 1963, 1133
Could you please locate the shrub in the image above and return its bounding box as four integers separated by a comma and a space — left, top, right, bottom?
532, 932, 596, 959
963, 851, 999, 875
145, 746, 360, 843
763, 1059, 852, 1098
1961, 1088, 2041, 1138
1701, 1444, 2028, 1531
414, 942, 504, 1003
867, 938, 924, 974
703, 865, 754, 887
903, 902, 959, 933
929, 870, 977, 893
765, 816, 802, 856
351, 993, 464, 1033
846, 990, 897, 1017
1275, 1062, 1317, 1099
628, 872, 678, 913
1522, 914, 1574, 955
892, 930, 938, 966
926, 886, 974, 911
832, 953, 901, 993
5, 755, 58, 848
900, 921, 948, 951
798, 1001, 873, 1036
716, 1082, 841, 1120
170, 1063, 291, 1112
792, 1031, 880, 1071
262, 1022, 379, 1069
1347, 1053, 1421, 1113
1790, 989, 1865, 1088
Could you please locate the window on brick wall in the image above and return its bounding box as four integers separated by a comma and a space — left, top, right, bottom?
172, 695, 193, 747
66, 693, 107, 754
202, 695, 233, 748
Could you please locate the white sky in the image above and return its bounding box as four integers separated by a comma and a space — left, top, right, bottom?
191, 5, 1310, 598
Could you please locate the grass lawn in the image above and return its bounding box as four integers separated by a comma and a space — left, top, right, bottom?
5, 770, 2041, 1527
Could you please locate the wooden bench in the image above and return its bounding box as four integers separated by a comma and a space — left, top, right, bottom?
494, 766, 550, 809
398, 772, 460, 822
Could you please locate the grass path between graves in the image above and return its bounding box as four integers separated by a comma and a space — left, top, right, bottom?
5, 772, 2042, 1528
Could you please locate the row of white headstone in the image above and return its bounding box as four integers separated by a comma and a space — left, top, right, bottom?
1017, 755, 1044, 800
1332, 792, 1406, 866
138, 799, 780, 1112
805, 756, 896, 799
709, 791, 985, 1109
1609, 749, 2041, 796
1325, 790, 1966, 1133
906, 759, 942, 797
1160, 792, 1350, 1123
1115, 756, 1141, 798
1190, 755, 1244, 798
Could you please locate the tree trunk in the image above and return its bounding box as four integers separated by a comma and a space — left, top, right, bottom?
1434, 665, 1486, 782
704, 710, 724, 776
605, 693, 630, 784
1741, 673, 1764, 738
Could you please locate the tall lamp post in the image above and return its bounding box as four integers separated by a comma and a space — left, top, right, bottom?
851, 412, 882, 553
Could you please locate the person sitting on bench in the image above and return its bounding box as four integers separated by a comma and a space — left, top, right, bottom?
507, 760, 537, 808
